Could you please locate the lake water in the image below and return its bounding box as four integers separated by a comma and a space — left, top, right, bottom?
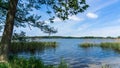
18, 39, 120, 68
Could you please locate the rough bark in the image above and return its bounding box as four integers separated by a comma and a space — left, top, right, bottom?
0, 0, 18, 62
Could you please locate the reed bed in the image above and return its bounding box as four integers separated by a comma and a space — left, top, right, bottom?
100, 42, 120, 51
79, 42, 120, 51
80, 43, 99, 48
9, 42, 57, 53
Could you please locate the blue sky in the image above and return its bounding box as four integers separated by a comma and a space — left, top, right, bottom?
23, 0, 120, 37
1, 0, 120, 37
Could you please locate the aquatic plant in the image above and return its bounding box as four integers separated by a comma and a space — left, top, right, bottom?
79, 43, 98, 48
80, 42, 120, 52
100, 42, 120, 48
57, 59, 68, 68
9, 42, 57, 53
100, 42, 120, 51
102, 64, 112, 68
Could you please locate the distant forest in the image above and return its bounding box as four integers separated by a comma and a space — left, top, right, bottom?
0, 36, 119, 39
25, 36, 120, 39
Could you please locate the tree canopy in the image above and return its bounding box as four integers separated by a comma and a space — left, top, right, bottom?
0, 0, 89, 62
0, 0, 89, 35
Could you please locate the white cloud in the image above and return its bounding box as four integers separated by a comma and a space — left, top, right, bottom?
68, 15, 84, 21
53, 17, 62, 22
45, 21, 50, 24
44, 18, 62, 24
86, 12, 98, 19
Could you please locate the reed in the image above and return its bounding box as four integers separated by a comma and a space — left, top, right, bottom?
57, 59, 68, 68
79, 43, 98, 48
8, 42, 57, 53
100, 42, 120, 51
80, 42, 120, 52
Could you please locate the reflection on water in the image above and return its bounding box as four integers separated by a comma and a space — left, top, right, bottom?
17, 39, 120, 68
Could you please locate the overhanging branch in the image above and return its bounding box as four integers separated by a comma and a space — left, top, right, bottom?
0, 5, 8, 10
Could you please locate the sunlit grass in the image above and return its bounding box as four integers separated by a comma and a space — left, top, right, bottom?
0, 57, 68, 68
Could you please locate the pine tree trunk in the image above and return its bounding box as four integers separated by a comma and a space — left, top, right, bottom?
0, 0, 18, 62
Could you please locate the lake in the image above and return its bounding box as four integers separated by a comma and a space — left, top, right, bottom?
18, 39, 120, 68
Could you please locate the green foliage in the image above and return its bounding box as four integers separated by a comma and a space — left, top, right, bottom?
0, 0, 8, 9
0, 57, 68, 68
9, 57, 47, 68
12, 31, 26, 42
0, 0, 8, 30
0, 63, 8, 68
41, 25, 57, 36
0, 0, 89, 34
45, 0, 89, 20
0, 57, 54, 68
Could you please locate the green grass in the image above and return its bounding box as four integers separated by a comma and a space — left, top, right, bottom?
80, 42, 120, 52
0, 63, 8, 68
0, 57, 68, 68
9, 42, 57, 53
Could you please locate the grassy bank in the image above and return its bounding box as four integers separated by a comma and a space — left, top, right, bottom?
0, 57, 68, 68
79, 42, 120, 51
9, 42, 57, 53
